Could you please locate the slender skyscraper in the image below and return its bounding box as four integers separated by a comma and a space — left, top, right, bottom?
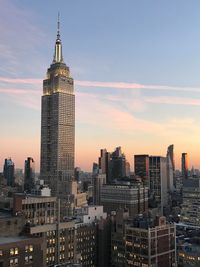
182, 153, 188, 179
40, 16, 75, 200
24, 157, 35, 193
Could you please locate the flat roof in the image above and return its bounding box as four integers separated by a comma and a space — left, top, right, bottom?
0, 236, 33, 245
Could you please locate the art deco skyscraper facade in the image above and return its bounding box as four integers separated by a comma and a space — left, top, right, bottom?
40, 18, 75, 198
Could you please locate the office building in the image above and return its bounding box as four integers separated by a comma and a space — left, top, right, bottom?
93, 173, 106, 205
182, 153, 188, 179
149, 156, 168, 211
100, 184, 148, 217
134, 154, 149, 185
109, 147, 126, 182
3, 158, 15, 187
24, 157, 35, 193
180, 178, 200, 226
177, 239, 200, 267
125, 216, 176, 267
40, 17, 75, 207
111, 208, 129, 266
0, 236, 44, 267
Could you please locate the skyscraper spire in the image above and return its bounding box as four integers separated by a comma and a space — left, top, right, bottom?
53, 12, 63, 63
57, 12, 60, 39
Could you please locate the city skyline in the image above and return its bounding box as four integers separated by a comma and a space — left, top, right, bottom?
1, 0, 200, 171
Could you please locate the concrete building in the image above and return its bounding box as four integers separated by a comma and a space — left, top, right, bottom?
0, 236, 44, 267
181, 178, 200, 226
100, 184, 148, 217
125, 216, 176, 267
182, 153, 189, 179
12, 193, 77, 266
13, 193, 57, 225
74, 205, 106, 224
24, 157, 35, 193
40, 16, 75, 213
3, 158, 15, 187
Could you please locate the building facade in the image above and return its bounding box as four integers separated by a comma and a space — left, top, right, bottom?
125, 217, 176, 267
100, 184, 148, 218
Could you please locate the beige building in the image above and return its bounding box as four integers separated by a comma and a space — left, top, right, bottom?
100, 184, 148, 217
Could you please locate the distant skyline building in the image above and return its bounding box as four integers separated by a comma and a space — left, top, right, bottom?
110, 146, 126, 181
166, 145, 175, 191
40, 17, 75, 203
98, 148, 110, 182
134, 154, 149, 185
24, 157, 35, 193
149, 156, 168, 211
182, 153, 188, 179
3, 158, 15, 186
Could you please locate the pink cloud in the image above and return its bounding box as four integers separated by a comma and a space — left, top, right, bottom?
146, 96, 200, 106
0, 77, 42, 85
1, 76, 200, 93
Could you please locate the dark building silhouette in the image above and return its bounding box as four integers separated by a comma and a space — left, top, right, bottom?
98, 148, 110, 183
24, 157, 35, 193
110, 147, 126, 181
134, 154, 149, 185
3, 158, 15, 186
182, 152, 188, 179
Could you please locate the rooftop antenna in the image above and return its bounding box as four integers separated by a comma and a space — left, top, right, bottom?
57, 12, 60, 39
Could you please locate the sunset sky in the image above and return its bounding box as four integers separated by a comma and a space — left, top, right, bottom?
1, 0, 200, 171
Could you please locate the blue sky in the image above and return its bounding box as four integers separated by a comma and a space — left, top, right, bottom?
1, 0, 200, 171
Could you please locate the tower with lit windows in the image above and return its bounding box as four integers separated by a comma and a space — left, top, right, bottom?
40, 16, 75, 203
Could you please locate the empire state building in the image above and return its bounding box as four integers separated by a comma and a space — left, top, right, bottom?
40, 18, 75, 199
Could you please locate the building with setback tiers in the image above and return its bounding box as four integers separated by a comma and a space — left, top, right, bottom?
40, 17, 75, 207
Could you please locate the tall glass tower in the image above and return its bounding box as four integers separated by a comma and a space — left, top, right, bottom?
40, 17, 75, 200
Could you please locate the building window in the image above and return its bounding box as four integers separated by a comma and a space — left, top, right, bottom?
10, 248, 18, 256
9, 258, 18, 267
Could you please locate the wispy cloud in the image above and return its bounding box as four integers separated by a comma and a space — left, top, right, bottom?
146, 96, 200, 106
1, 76, 200, 93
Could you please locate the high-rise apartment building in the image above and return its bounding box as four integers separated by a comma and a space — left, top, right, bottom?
3, 158, 15, 187
182, 153, 188, 179
40, 18, 75, 202
24, 157, 35, 193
